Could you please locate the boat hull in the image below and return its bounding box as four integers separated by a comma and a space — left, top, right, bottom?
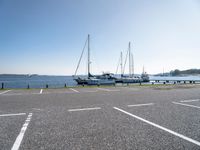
74, 78, 88, 85
74, 78, 115, 85
116, 77, 142, 83
87, 79, 115, 85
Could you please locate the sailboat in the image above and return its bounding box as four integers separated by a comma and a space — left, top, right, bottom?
141, 66, 150, 82
115, 42, 142, 83
73, 34, 116, 85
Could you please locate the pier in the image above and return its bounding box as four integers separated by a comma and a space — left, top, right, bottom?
151, 79, 200, 84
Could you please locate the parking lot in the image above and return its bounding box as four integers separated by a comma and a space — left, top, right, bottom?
1, 85, 200, 149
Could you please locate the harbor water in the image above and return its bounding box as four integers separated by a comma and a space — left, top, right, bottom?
0, 75, 200, 89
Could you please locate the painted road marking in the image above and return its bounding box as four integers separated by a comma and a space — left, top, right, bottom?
0, 90, 11, 95
0, 93, 39, 96
180, 99, 200, 103
11, 113, 33, 150
69, 88, 79, 93
68, 107, 101, 112
128, 103, 154, 107
0, 113, 26, 117
81, 90, 98, 93
97, 88, 119, 92
114, 107, 200, 147
32, 108, 43, 111
40, 89, 43, 94
173, 102, 200, 109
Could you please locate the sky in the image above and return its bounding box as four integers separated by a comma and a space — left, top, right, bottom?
0, 0, 200, 75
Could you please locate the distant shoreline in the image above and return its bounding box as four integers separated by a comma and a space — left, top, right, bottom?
155, 69, 200, 77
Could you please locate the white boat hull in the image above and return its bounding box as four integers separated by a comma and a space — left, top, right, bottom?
86, 78, 115, 85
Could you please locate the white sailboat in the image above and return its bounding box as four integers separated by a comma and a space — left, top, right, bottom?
73, 34, 116, 85
116, 42, 141, 83
141, 66, 150, 82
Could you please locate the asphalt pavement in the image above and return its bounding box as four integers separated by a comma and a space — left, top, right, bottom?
0, 85, 200, 149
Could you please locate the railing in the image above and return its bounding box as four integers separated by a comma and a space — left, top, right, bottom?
1, 80, 200, 89
151, 79, 200, 84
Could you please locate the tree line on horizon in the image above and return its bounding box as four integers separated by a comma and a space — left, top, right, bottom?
170, 69, 200, 76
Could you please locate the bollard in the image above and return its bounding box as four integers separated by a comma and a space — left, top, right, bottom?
46, 84, 48, 88
139, 82, 141, 86
64, 83, 67, 88
152, 82, 154, 85
1, 83, 4, 89
27, 84, 30, 89
184, 81, 186, 84
82, 84, 84, 87
193, 81, 195, 84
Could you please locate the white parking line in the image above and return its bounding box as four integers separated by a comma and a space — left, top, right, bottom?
172, 102, 200, 109
32, 108, 43, 111
68, 107, 101, 112
114, 107, 200, 147
0, 93, 40, 96
69, 88, 79, 93
85, 90, 98, 93
180, 99, 200, 103
11, 113, 33, 150
0, 113, 26, 117
128, 103, 154, 107
81, 90, 98, 93
0, 90, 11, 95
40, 89, 43, 94
97, 88, 119, 92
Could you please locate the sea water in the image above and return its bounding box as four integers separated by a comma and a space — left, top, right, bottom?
0, 75, 76, 89
0, 75, 200, 89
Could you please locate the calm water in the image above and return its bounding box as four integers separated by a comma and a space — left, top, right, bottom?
0, 75, 76, 89
0, 75, 200, 89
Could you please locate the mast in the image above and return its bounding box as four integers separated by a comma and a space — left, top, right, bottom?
129, 42, 131, 77
163, 67, 164, 76
131, 53, 134, 76
88, 34, 90, 77
143, 66, 145, 74
120, 51, 123, 77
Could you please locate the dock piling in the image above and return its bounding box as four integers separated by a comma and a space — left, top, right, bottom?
1, 83, 4, 89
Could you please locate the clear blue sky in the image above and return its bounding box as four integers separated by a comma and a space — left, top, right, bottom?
0, 0, 200, 75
